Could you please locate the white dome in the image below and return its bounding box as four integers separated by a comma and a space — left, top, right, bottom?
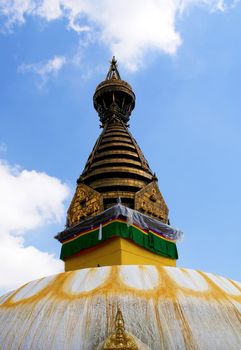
0, 265, 240, 349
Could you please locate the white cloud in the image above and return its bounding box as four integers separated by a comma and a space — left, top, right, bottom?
18, 55, 66, 87
0, 0, 35, 28
0, 0, 237, 71
0, 160, 70, 292
179, 0, 237, 13
0, 233, 62, 292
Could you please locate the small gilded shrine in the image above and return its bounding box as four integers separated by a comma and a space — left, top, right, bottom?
55, 57, 182, 271
102, 309, 138, 350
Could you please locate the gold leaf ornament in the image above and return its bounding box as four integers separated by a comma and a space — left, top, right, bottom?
102, 309, 138, 350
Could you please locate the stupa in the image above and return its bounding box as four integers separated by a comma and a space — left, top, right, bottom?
0, 58, 240, 350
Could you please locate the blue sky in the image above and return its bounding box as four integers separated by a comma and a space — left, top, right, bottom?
0, 0, 240, 293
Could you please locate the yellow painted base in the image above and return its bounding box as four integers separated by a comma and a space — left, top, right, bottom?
64, 237, 176, 271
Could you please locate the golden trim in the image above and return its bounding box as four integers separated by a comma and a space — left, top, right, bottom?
82, 167, 153, 180
94, 150, 139, 159
89, 178, 148, 190
98, 142, 136, 150
91, 158, 142, 168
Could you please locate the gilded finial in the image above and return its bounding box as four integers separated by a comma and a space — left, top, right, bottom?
102, 308, 138, 349
93, 56, 135, 125
106, 56, 121, 80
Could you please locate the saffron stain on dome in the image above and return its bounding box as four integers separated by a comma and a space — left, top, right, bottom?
0, 267, 240, 306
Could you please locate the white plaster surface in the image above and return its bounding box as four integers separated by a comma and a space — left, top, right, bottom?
0, 266, 240, 350
119, 265, 159, 290
0, 291, 14, 305
65, 266, 111, 294
206, 272, 241, 295
165, 266, 209, 292
11, 275, 56, 302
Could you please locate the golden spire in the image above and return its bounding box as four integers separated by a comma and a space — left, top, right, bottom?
106, 56, 121, 80
102, 309, 138, 350
66, 58, 169, 226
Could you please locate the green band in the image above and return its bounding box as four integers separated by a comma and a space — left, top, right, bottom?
60, 221, 178, 261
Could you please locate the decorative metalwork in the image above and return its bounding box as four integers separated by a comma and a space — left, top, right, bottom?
135, 181, 169, 223
102, 309, 138, 350
67, 183, 103, 227
93, 57, 135, 125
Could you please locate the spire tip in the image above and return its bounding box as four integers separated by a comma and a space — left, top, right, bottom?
106, 56, 121, 80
